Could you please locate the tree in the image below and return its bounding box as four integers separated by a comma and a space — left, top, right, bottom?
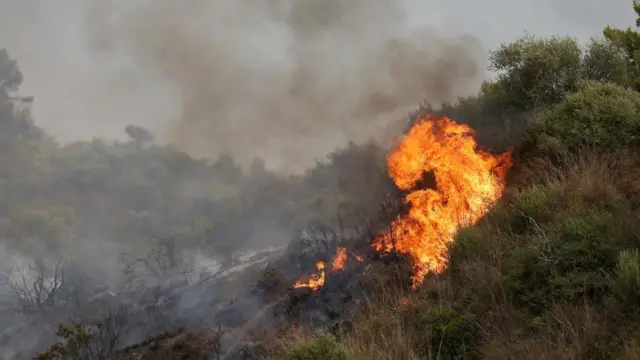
485, 35, 583, 110
519, 81, 640, 163
484, 33, 635, 112
1, 207, 76, 258
415, 33, 635, 154
124, 124, 154, 145
581, 38, 631, 87
120, 234, 195, 290
603, 0, 640, 90
211, 152, 243, 184
33, 307, 128, 360
0, 257, 65, 314
0, 49, 22, 100
0, 48, 36, 127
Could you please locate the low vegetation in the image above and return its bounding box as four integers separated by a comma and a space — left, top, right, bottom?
276, 3, 640, 360
5, 2, 640, 360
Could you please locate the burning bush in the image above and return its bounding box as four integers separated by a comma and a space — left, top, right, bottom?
371, 116, 512, 287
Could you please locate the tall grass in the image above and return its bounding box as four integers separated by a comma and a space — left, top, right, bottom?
274, 150, 640, 359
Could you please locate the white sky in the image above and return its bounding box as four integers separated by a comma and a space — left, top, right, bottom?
0, 0, 635, 144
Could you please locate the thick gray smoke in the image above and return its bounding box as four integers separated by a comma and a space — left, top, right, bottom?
83, 0, 485, 171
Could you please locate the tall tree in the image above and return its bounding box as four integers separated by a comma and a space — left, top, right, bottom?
603, 0, 640, 90
0, 49, 22, 100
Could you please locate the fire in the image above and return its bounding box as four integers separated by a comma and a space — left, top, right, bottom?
373, 116, 512, 287
332, 247, 347, 271
293, 260, 326, 290
293, 247, 359, 290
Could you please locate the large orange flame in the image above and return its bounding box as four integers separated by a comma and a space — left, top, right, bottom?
373, 116, 512, 287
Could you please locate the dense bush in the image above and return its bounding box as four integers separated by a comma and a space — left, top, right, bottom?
400, 304, 480, 359
519, 81, 640, 163
274, 333, 347, 360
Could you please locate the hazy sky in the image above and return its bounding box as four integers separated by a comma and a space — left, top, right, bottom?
0, 0, 635, 168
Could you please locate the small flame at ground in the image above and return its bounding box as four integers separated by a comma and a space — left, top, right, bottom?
292, 247, 360, 290
293, 261, 326, 290
373, 116, 512, 287
332, 248, 347, 271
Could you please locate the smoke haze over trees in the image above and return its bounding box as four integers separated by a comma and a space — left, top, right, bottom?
0, 0, 635, 170
3, 1, 640, 359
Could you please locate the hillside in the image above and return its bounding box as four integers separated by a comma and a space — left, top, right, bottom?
5, 2, 640, 360
269, 4, 640, 360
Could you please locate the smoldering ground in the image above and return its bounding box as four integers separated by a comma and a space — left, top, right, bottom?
81, 0, 486, 172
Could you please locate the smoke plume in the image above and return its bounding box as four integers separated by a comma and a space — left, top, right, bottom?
83, 0, 485, 171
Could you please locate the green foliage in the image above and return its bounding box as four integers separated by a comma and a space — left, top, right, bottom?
0, 53, 392, 263
582, 38, 631, 86
449, 227, 492, 265
433, 145, 640, 357
486, 34, 634, 111
417, 34, 634, 154
2, 207, 76, 255
520, 81, 640, 162
400, 304, 480, 359
33, 324, 94, 360
258, 265, 286, 299
486, 35, 583, 110
612, 249, 640, 310
274, 333, 348, 360
498, 175, 638, 313
603, 0, 640, 90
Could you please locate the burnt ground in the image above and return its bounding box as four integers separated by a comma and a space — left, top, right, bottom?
103, 242, 413, 360
2, 199, 413, 360
111, 202, 413, 360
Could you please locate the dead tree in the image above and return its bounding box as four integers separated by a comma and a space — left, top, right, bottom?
121, 234, 195, 291
87, 306, 129, 358
34, 306, 128, 360
0, 256, 65, 314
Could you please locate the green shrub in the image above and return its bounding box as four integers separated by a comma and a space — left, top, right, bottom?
503, 245, 553, 314
486, 35, 583, 109
520, 81, 640, 162
494, 159, 640, 312
612, 249, 640, 310
33, 324, 94, 360
258, 265, 286, 292
508, 183, 563, 234
450, 227, 490, 266
550, 211, 627, 272
503, 206, 637, 312
400, 305, 480, 359
274, 332, 348, 360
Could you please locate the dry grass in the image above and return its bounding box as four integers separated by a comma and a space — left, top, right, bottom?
263, 146, 640, 360
480, 303, 607, 360
274, 148, 640, 360
520, 148, 640, 204
338, 261, 419, 360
